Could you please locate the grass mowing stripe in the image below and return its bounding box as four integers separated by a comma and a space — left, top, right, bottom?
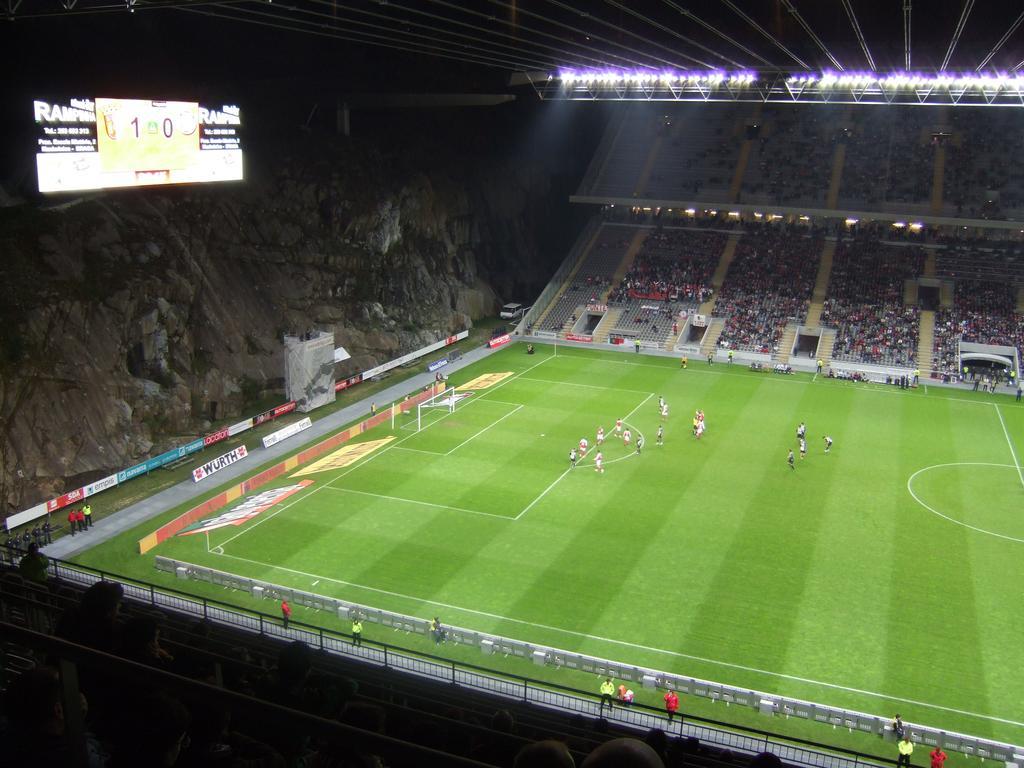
445, 404, 524, 455
83, 343, 1024, 743
201, 548, 1024, 730
217, 352, 555, 551
322, 487, 510, 521
993, 403, 1024, 489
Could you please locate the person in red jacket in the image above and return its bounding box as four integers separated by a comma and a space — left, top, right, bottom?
67, 509, 77, 536
281, 599, 292, 629
664, 689, 679, 721
930, 747, 948, 768
75, 508, 86, 533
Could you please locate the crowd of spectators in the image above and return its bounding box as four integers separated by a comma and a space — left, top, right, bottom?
945, 109, 1024, 219
609, 229, 724, 304
821, 242, 925, 367
933, 280, 1024, 378
741, 106, 838, 206
716, 227, 820, 353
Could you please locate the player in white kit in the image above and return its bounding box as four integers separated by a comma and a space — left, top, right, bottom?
594, 451, 604, 473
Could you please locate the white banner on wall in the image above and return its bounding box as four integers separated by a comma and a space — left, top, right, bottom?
262, 417, 312, 449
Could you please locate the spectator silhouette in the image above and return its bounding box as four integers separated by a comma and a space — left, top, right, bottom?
514, 739, 576, 768
582, 737, 665, 767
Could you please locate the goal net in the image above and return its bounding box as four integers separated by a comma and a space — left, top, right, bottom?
417, 387, 460, 430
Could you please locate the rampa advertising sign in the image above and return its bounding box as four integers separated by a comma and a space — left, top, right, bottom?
177, 481, 312, 536
192, 445, 248, 483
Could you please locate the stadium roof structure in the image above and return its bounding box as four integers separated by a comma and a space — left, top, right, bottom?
7, 1, 1024, 106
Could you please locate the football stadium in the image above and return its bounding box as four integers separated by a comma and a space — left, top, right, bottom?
2, 3, 1024, 768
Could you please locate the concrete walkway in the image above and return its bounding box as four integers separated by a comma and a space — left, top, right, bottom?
45, 343, 503, 560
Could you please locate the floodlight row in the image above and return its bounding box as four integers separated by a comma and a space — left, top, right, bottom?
557, 69, 1024, 91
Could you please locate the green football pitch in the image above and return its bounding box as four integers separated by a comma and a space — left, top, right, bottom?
81, 343, 1024, 746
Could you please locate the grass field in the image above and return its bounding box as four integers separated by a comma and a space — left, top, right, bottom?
79, 342, 1024, 747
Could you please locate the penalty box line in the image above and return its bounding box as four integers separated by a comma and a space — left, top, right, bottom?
993, 403, 1024, 490
515, 391, 654, 521
213, 355, 555, 552
205, 548, 1024, 729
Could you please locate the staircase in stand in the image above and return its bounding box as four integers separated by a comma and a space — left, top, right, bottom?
939, 282, 954, 309
904, 280, 919, 305
1017, 286, 1024, 313
729, 104, 761, 202
804, 240, 836, 328
607, 228, 649, 296
917, 310, 936, 377
698, 318, 726, 358
698, 233, 741, 316
923, 251, 937, 278
592, 307, 624, 344
815, 329, 837, 369
774, 322, 799, 365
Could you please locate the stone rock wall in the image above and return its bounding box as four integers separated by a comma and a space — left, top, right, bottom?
0, 123, 577, 513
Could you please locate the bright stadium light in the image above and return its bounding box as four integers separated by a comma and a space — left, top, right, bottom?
546, 67, 1024, 105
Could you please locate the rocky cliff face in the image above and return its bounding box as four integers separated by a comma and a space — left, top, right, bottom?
0, 113, 586, 514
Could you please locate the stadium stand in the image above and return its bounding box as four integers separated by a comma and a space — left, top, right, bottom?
945, 109, 1024, 219
935, 243, 1024, 283
838, 109, 935, 212
715, 228, 821, 354
933, 279, 1024, 378
539, 226, 632, 333
820, 241, 925, 367
740, 105, 838, 208
0, 553, 846, 768
582, 104, 662, 199
644, 105, 740, 202
606, 228, 724, 347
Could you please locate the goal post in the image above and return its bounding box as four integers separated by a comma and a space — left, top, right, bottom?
417, 386, 457, 431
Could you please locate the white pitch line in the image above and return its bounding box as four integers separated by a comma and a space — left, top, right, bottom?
445, 404, 524, 455
391, 446, 446, 456
207, 550, 1024, 729
323, 486, 511, 520
515, 392, 654, 521
515, 468, 574, 521
993, 404, 1024, 489
216, 356, 555, 551
549, 348, 1003, 405
518, 376, 652, 395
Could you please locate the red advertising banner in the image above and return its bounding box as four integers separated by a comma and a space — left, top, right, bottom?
273, 402, 296, 417
253, 401, 294, 427
488, 333, 511, 349
138, 384, 444, 554
203, 428, 230, 447
46, 487, 84, 512
566, 333, 594, 343
335, 374, 363, 392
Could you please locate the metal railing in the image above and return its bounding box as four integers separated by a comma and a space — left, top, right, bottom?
1, 548, 993, 768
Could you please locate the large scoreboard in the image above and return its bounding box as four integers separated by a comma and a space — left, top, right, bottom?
34, 97, 243, 193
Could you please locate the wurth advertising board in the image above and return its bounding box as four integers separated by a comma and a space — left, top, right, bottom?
192, 445, 248, 483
